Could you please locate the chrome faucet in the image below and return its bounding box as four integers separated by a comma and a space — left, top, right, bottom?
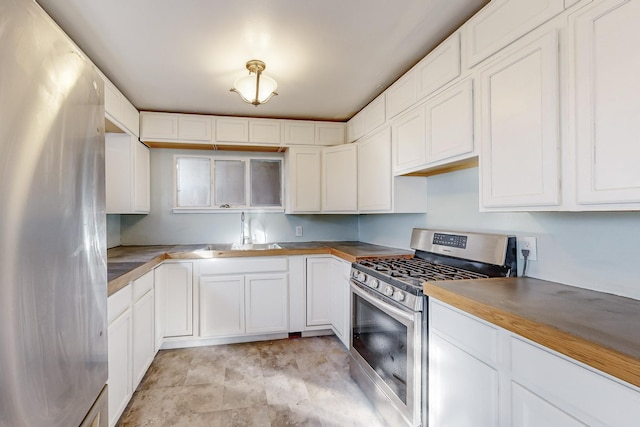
240, 211, 250, 244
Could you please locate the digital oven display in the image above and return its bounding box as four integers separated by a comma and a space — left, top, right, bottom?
433, 233, 467, 249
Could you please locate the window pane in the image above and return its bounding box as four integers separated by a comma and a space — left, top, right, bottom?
214, 160, 245, 206
250, 159, 282, 206
176, 157, 211, 207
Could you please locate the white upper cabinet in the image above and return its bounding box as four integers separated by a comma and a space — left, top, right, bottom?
105, 133, 150, 214
386, 70, 417, 120
479, 28, 561, 210
315, 122, 345, 146
178, 115, 212, 142
572, 0, 640, 208
347, 112, 365, 143
425, 78, 475, 164
358, 127, 393, 212
416, 33, 462, 101
216, 117, 249, 143
347, 94, 386, 143
392, 106, 427, 175
249, 118, 281, 145
462, 0, 565, 68
285, 146, 322, 213
102, 75, 139, 137
322, 144, 358, 213
283, 121, 316, 145
140, 112, 212, 144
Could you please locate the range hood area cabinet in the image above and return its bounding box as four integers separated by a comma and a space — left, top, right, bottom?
105, 133, 150, 214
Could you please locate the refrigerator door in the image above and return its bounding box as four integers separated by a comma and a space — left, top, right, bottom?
0, 1, 108, 426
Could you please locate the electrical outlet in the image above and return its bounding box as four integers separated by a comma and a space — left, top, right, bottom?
295, 225, 303, 237
518, 236, 538, 261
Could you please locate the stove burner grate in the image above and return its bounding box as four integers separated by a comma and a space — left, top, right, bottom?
357, 257, 488, 284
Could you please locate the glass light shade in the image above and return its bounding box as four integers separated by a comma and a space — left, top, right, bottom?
232, 72, 278, 105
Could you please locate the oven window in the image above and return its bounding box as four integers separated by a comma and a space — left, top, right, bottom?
352, 293, 408, 403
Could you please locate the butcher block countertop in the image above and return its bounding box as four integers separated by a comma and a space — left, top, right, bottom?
424, 277, 640, 388
108, 241, 411, 297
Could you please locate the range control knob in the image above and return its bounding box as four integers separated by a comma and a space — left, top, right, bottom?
357, 272, 366, 282
368, 278, 379, 289
393, 291, 406, 302
383, 286, 394, 297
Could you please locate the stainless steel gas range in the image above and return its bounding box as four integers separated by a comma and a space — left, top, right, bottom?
349, 228, 517, 427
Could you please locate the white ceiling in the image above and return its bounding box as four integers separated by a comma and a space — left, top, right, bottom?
36, 0, 489, 121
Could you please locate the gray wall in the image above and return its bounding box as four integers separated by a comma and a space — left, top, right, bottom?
119, 148, 359, 245
359, 167, 640, 300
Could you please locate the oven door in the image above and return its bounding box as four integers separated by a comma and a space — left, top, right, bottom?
350, 280, 422, 426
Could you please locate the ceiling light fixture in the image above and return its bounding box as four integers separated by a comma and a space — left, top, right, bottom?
230, 59, 278, 106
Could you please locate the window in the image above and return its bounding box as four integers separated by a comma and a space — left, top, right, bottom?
174, 154, 283, 211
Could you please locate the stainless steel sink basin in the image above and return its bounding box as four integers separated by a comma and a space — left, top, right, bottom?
203, 243, 282, 251
230, 243, 282, 250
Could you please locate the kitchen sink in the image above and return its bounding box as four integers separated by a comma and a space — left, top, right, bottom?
204, 243, 282, 251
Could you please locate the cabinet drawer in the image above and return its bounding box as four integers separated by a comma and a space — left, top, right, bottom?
511, 337, 640, 427
430, 300, 498, 365
132, 270, 154, 301
198, 257, 288, 275
108, 285, 132, 323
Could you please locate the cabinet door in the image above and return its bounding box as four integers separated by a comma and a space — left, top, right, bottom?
386, 71, 417, 120
215, 117, 249, 142
347, 112, 365, 143
416, 32, 461, 100
107, 309, 131, 427
283, 121, 316, 145
286, 147, 322, 213
315, 122, 345, 146
200, 275, 245, 337
131, 289, 154, 390
479, 30, 560, 209
178, 115, 212, 142
121, 99, 140, 137
133, 141, 150, 213
429, 332, 499, 427
363, 95, 386, 135
245, 273, 288, 334
249, 119, 281, 145
358, 127, 392, 212
573, 0, 640, 206
463, 0, 564, 67
512, 383, 586, 427
157, 262, 193, 337
425, 79, 474, 164
306, 257, 331, 327
392, 106, 427, 175
322, 144, 358, 213
140, 112, 178, 140
329, 258, 350, 348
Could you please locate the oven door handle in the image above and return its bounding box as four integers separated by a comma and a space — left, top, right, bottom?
350, 280, 415, 323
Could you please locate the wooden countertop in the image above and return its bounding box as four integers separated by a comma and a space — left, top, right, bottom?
424, 277, 640, 388
108, 241, 411, 296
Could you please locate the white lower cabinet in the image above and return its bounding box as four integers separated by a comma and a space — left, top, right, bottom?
430, 298, 640, 427
329, 258, 350, 348
306, 257, 332, 327
131, 285, 155, 390
155, 261, 193, 338
198, 258, 289, 339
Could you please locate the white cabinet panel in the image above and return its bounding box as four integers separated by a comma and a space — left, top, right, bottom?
107, 308, 131, 427
283, 121, 316, 145
178, 115, 212, 142
479, 30, 560, 209
573, 0, 640, 206
512, 383, 586, 427
245, 273, 288, 334
157, 262, 193, 337
347, 112, 365, 143
363, 95, 386, 135
306, 257, 331, 327
386, 71, 417, 120
425, 79, 474, 164
322, 144, 358, 213
416, 32, 461, 100
329, 258, 350, 348
285, 147, 322, 213
315, 122, 345, 146
216, 117, 249, 142
105, 133, 150, 214
358, 127, 392, 212
102, 76, 139, 137
140, 112, 178, 140
392, 106, 426, 175
199, 275, 244, 337
429, 332, 499, 427
463, 0, 564, 67
131, 289, 154, 390
249, 119, 281, 145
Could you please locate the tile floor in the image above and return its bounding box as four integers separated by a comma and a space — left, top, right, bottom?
117, 336, 389, 426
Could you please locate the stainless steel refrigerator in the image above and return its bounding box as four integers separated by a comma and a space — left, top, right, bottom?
0, 0, 108, 426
